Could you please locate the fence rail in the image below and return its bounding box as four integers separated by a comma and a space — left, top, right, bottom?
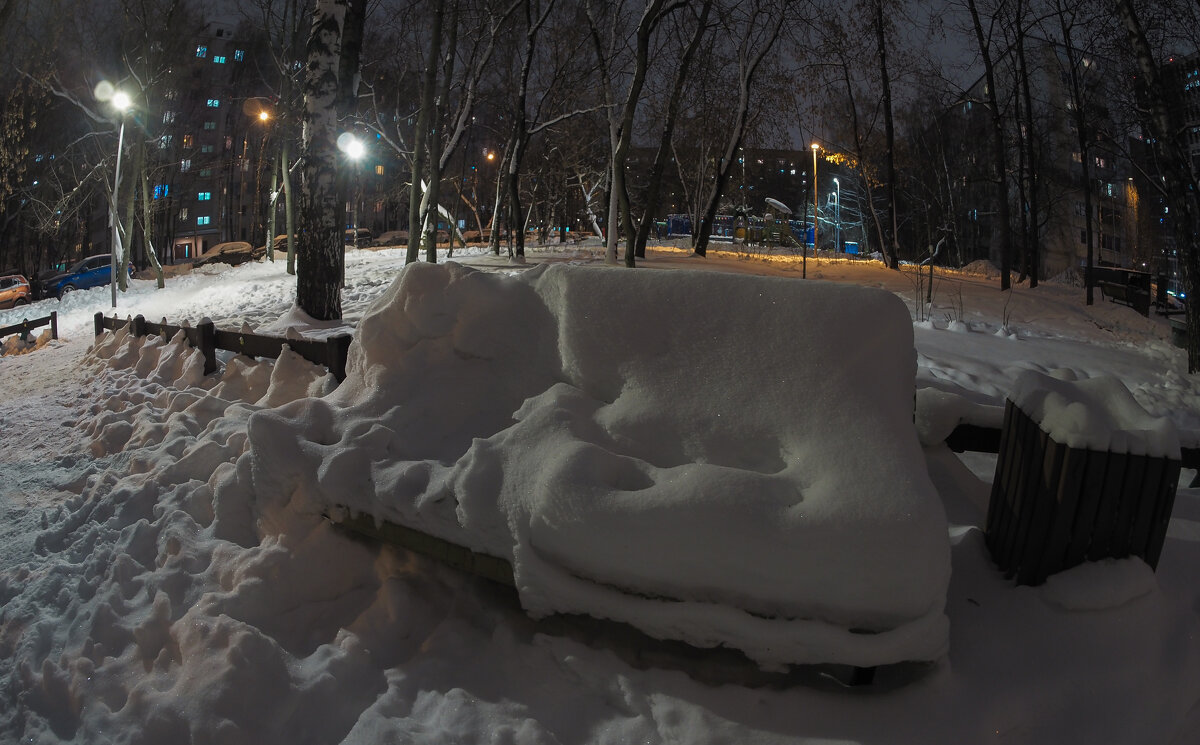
94, 312, 352, 381
0, 311, 58, 343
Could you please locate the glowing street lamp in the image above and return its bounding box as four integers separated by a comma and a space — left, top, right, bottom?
338, 133, 365, 246
833, 176, 841, 253
811, 143, 819, 255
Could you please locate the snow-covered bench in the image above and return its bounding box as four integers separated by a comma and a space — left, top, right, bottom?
246, 262, 952, 670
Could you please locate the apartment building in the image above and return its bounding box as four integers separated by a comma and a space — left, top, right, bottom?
152, 17, 271, 262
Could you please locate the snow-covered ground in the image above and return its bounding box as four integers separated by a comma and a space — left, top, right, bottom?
1, 242, 1199, 744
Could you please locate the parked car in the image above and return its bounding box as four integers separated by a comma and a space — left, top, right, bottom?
193, 241, 267, 268
0, 273, 31, 309
37, 254, 131, 300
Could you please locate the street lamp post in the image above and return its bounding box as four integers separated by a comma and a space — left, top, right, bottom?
811, 143, 819, 255
833, 177, 841, 253
339, 133, 365, 247
258, 110, 276, 259
109, 90, 131, 309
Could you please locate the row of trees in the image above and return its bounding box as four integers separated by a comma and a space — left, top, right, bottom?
3, 0, 1200, 367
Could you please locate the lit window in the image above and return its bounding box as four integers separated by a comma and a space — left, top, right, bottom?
206, 98, 220, 108
204, 121, 216, 130
199, 168, 212, 176
198, 192, 211, 201
234, 50, 244, 61
159, 134, 173, 149
201, 145, 214, 153
153, 184, 169, 199
182, 134, 194, 148
180, 208, 188, 220
197, 216, 211, 226
196, 45, 207, 58
213, 56, 226, 64
163, 111, 177, 124
374, 164, 384, 176
180, 158, 191, 172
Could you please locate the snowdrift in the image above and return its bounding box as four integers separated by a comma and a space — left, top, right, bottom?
247, 262, 951, 668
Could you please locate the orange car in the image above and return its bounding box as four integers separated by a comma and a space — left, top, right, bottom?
0, 274, 32, 309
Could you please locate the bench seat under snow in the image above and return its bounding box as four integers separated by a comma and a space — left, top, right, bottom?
246, 262, 951, 669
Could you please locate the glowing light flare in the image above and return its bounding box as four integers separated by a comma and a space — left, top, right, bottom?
337, 132, 365, 160
94, 81, 132, 112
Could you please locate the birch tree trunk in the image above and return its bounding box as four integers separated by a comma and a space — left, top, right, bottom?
138, 138, 165, 288
407, 0, 445, 264
422, 0, 458, 262
283, 139, 297, 274
267, 152, 279, 262
298, 0, 366, 321
119, 142, 137, 292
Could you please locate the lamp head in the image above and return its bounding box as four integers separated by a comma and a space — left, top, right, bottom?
112, 91, 131, 112
337, 132, 365, 160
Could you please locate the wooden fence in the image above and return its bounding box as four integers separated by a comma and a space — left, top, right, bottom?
0, 311, 57, 343
94, 312, 352, 382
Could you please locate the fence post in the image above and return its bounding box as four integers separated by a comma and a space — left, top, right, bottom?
198, 319, 217, 375
132, 315, 147, 337
94, 311, 104, 337
327, 335, 352, 382
50, 311, 58, 340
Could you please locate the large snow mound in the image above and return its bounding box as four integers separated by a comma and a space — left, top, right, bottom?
247, 262, 951, 667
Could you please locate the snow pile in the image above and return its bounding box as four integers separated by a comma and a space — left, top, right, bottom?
960, 259, 1001, 278
914, 387, 1005, 446
1012, 369, 1181, 457
1039, 557, 1159, 611
1, 327, 54, 356
3, 249, 1200, 743
246, 262, 951, 667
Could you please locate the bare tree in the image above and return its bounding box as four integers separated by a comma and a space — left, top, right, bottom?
629, 0, 714, 262
966, 0, 1015, 290
1115, 0, 1200, 370
692, 0, 786, 257
587, 0, 688, 264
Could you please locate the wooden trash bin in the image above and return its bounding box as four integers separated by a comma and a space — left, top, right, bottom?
985, 399, 1181, 586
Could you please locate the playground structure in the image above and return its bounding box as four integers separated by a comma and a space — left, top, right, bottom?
665, 199, 813, 250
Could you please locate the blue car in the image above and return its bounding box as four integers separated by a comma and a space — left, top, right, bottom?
37, 254, 132, 300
